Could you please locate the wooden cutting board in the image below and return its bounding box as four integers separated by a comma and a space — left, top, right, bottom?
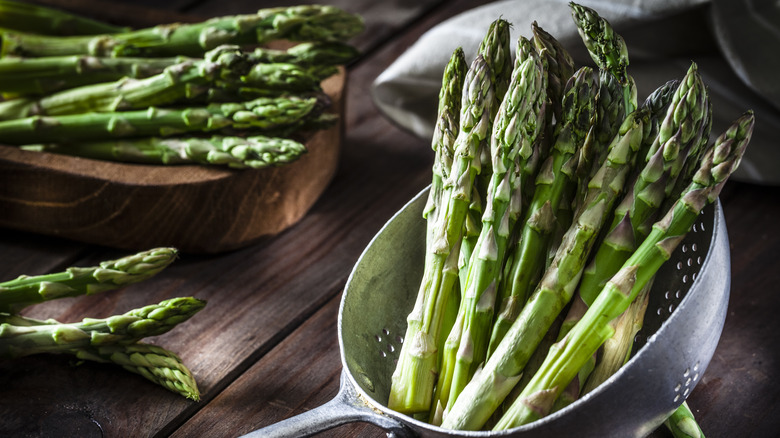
0, 69, 345, 254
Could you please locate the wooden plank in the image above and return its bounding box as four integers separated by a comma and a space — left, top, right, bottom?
170, 293, 386, 437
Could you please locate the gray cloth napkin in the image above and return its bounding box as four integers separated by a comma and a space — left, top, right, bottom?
371, 0, 780, 185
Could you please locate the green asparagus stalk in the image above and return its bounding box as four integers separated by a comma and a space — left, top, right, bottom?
471, 18, 512, 230
443, 39, 547, 413
0, 41, 356, 97
249, 41, 360, 67
431, 54, 500, 420
76, 342, 200, 400
460, 28, 532, 297
580, 279, 651, 394
0, 297, 206, 357
0, 54, 185, 96
420, 49, 467, 408
570, 2, 634, 114
551, 66, 709, 413
664, 401, 706, 438
493, 111, 754, 429
0, 0, 130, 35
576, 70, 634, 188
640, 79, 680, 154
576, 63, 708, 313
388, 54, 495, 415
424, 47, 467, 253
0, 5, 364, 57
0, 45, 250, 120
0, 95, 323, 144
531, 21, 575, 124
0, 248, 177, 313
0, 46, 325, 121
443, 107, 647, 431
0, 309, 201, 400
487, 67, 598, 357
22, 134, 307, 169
479, 18, 513, 109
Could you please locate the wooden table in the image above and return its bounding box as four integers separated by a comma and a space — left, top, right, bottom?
1, 1, 778, 437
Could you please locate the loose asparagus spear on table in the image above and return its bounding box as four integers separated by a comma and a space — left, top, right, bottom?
2, 311, 201, 400
78, 342, 201, 400
0, 248, 177, 313
0, 4, 364, 57
0, 297, 206, 356
493, 111, 754, 429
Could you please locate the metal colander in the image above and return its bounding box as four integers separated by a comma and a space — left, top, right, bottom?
243, 186, 729, 437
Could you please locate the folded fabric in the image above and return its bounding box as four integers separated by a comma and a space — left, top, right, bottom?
371, 0, 780, 185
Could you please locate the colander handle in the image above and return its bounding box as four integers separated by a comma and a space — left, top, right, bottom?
238, 370, 413, 437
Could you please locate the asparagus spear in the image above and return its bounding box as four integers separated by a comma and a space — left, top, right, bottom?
479, 18, 513, 110
249, 41, 360, 67
580, 280, 651, 394
387, 54, 495, 415
77, 342, 201, 400
0, 0, 130, 35
1, 309, 201, 400
531, 21, 575, 124
471, 18, 512, 240
406, 48, 467, 422
443, 107, 647, 431
460, 25, 533, 300
0, 54, 186, 96
0, 46, 323, 121
0, 41, 356, 97
0, 248, 177, 313
0, 297, 206, 357
664, 401, 706, 438
424, 47, 467, 251
0, 95, 323, 144
493, 111, 754, 429
443, 38, 547, 412
22, 134, 307, 169
0, 5, 364, 57
570, 2, 635, 114
487, 67, 598, 356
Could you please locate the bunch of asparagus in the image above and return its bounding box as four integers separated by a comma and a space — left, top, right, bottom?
0, 0, 363, 168
0, 247, 206, 400
388, 3, 754, 436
